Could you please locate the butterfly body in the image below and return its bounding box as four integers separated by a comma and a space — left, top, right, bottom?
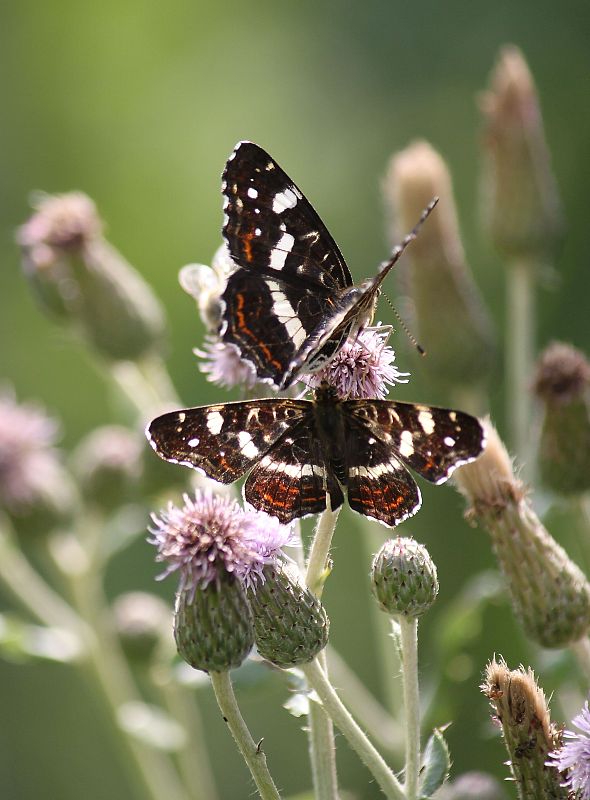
220, 141, 435, 389
147, 384, 484, 528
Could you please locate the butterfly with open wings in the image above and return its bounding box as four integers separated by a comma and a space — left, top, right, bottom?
219, 141, 436, 390
147, 383, 485, 528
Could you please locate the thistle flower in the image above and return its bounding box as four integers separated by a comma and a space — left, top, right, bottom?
383, 141, 494, 394
179, 244, 235, 332
371, 537, 439, 619
17, 191, 165, 362
547, 701, 590, 799
307, 326, 409, 399
148, 489, 292, 597
533, 341, 590, 495
194, 336, 258, 391
0, 389, 75, 526
482, 658, 567, 799
455, 418, 590, 647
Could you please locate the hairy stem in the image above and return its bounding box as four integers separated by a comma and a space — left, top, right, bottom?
399, 616, 420, 800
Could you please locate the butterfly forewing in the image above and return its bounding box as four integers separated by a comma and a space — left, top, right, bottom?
348, 400, 486, 484
147, 399, 310, 483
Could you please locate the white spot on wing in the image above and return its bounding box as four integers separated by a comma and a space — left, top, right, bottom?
188, 437, 200, 447
266, 280, 307, 349
238, 431, 259, 460
399, 430, 414, 459
247, 187, 258, 199
272, 187, 300, 213
206, 411, 224, 435
178, 412, 186, 423
269, 230, 295, 270
417, 410, 435, 435
444, 436, 456, 447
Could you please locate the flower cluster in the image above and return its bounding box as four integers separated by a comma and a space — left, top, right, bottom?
547, 702, 590, 799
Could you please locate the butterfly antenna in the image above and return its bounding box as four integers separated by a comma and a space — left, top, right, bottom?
382, 294, 426, 356
379, 196, 439, 280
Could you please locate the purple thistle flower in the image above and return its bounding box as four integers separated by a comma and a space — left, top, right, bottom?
307, 326, 410, 399
149, 490, 293, 598
0, 389, 62, 514
547, 701, 590, 798
194, 336, 258, 391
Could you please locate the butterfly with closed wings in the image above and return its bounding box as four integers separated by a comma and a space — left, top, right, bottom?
147, 382, 485, 528
220, 141, 436, 390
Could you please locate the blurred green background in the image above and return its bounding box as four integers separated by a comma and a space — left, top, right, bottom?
1, 1, 590, 798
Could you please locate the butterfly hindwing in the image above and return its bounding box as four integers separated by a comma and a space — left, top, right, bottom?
147, 399, 310, 483
244, 425, 344, 523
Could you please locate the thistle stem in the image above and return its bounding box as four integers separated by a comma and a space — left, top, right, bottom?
209, 671, 281, 800
305, 506, 341, 799
506, 256, 535, 473
303, 658, 404, 800
399, 616, 420, 800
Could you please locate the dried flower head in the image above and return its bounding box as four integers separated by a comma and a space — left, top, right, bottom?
547, 701, 590, 799
307, 326, 409, 399
533, 342, 590, 495
149, 490, 292, 597
194, 336, 258, 391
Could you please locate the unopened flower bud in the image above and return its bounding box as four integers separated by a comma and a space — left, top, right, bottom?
72, 425, 143, 508
479, 46, 563, 258
371, 537, 438, 619
533, 342, 590, 495
174, 576, 254, 673
247, 562, 329, 667
384, 141, 494, 393
18, 192, 166, 362
113, 591, 170, 663
456, 419, 590, 647
482, 658, 566, 799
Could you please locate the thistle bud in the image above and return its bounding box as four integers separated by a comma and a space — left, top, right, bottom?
455, 419, 590, 647
479, 46, 563, 258
482, 658, 567, 799
174, 577, 254, 673
17, 192, 166, 362
371, 537, 438, 619
71, 425, 143, 508
533, 342, 590, 495
383, 141, 494, 393
113, 591, 170, 663
247, 562, 329, 668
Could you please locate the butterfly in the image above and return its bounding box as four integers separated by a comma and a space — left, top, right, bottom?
219, 141, 436, 390
146, 383, 484, 528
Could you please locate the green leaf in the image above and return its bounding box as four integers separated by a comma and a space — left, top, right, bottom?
419, 727, 451, 798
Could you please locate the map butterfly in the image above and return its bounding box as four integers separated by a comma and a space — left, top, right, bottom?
220, 141, 437, 389
147, 383, 485, 528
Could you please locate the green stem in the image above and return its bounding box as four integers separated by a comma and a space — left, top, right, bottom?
0, 518, 87, 638
302, 659, 404, 800
326, 644, 402, 753
506, 256, 535, 474
304, 507, 341, 798
209, 671, 281, 800
399, 617, 420, 800
110, 355, 181, 423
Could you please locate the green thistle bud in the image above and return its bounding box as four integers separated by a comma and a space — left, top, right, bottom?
113, 592, 170, 663
533, 342, 590, 495
247, 563, 329, 668
17, 192, 166, 362
383, 141, 494, 395
479, 46, 563, 259
482, 658, 567, 800
71, 425, 143, 508
371, 537, 439, 619
456, 419, 590, 647
174, 576, 254, 673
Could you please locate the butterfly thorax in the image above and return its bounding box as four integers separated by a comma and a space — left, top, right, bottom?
312, 383, 348, 484
339, 282, 380, 334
